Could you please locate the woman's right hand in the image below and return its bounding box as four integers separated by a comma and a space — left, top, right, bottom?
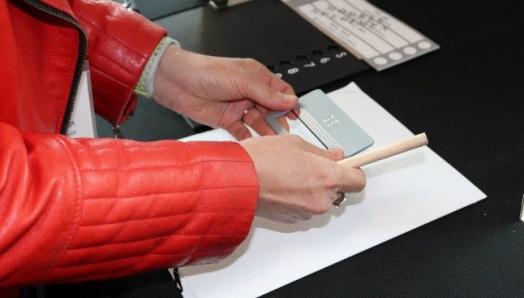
240, 135, 366, 223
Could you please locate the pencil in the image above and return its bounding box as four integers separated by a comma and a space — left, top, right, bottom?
338, 133, 429, 168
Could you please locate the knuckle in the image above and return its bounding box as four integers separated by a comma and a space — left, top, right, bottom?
309, 198, 330, 215
319, 167, 339, 188
303, 193, 331, 215
243, 58, 261, 69
352, 169, 367, 191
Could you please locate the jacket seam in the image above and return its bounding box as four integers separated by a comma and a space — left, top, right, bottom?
91, 51, 136, 78
75, 13, 147, 59
68, 231, 239, 250
55, 250, 236, 270
78, 209, 256, 227
91, 65, 133, 89
91, 73, 132, 103
74, 141, 239, 150
82, 185, 257, 201
79, 160, 254, 173
42, 136, 84, 280
57, 246, 240, 269
67, 232, 244, 250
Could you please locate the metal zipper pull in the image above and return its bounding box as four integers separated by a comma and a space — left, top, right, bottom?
112, 124, 124, 139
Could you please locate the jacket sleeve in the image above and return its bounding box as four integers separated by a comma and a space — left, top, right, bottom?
68, 0, 167, 124
0, 122, 259, 287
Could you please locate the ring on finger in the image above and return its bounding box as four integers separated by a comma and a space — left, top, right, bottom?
332, 191, 346, 207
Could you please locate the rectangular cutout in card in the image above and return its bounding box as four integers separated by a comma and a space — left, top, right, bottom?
267, 89, 374, 157
282, 0, 439, 70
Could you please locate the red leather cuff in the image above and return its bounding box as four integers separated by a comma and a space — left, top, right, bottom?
72, 1, 166, 124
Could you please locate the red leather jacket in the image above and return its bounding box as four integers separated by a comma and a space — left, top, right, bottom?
0, 0, 258, 291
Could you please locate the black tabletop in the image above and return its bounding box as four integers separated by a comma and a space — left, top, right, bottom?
96, 0, 524, 296
266, 1, 524, 297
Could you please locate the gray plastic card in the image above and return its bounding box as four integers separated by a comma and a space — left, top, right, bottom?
267, 89, 374, 157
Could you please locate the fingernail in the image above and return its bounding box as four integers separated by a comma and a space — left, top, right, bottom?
284, 94, 298, 103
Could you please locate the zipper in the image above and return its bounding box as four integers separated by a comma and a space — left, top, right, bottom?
173, 267, 184, 293
22, 0, 88, 135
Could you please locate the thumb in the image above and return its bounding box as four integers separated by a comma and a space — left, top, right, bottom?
243, 80, 298, 111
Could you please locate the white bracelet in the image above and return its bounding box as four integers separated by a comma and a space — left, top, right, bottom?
135, 36, 180, 98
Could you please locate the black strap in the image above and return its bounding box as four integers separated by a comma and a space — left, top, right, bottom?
21, 269, 182, 298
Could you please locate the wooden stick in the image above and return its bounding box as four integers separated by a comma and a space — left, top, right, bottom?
338, 133, 428, 168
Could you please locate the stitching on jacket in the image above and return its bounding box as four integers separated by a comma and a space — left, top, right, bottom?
43, 136, 84, 279
83, 184, 257, 201
57, 238, 242, 269
68, 231, 243, 251
59, 251, 189, 267
91, 73, 131, 99
92, 51, 135, 78
82, 185, 257, 200
91, 65, 133, 89
91, 82, 135, 121
75, 141, 238, 151
68, 234, 182, 250
55, 249, 234, 269
80, 159, 253, 173
75, 13, 147, 59
55, 254, 176, 269
78, 207, 254, 227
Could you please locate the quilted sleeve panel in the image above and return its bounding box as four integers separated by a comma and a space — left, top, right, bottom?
0, 121, 258, 286
45, 136, 259, 283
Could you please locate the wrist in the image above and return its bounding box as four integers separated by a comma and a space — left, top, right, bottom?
135, 36, 179, 98
153, 44, 187, 99
239, 138, 267, 198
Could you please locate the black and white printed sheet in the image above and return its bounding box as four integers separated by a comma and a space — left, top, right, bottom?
282, 0, 439, 70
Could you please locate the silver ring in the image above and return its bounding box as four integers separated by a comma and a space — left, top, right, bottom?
332, 191, 346, 207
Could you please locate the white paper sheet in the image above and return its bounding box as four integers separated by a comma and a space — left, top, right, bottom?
177, 83, 486, 298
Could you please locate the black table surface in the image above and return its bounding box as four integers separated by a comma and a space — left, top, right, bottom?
97, 0, 524, 296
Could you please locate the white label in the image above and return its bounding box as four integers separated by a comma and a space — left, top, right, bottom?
66, 61, 97, 138
285, 0, 439, 70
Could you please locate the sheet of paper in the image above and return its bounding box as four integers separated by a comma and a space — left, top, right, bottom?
282, 0, 439, 70
178, 83, 486, 298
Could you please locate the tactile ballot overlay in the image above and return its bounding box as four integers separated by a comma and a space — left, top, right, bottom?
283, 0, 439, 70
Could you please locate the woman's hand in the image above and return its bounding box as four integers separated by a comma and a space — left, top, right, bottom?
153, 46, 298, 140
240, 135, 366, 224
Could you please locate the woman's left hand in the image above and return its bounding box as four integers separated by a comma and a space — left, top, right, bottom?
153, 46, 299, 140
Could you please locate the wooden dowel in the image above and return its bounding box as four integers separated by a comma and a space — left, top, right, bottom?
338, 133, 428, 168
